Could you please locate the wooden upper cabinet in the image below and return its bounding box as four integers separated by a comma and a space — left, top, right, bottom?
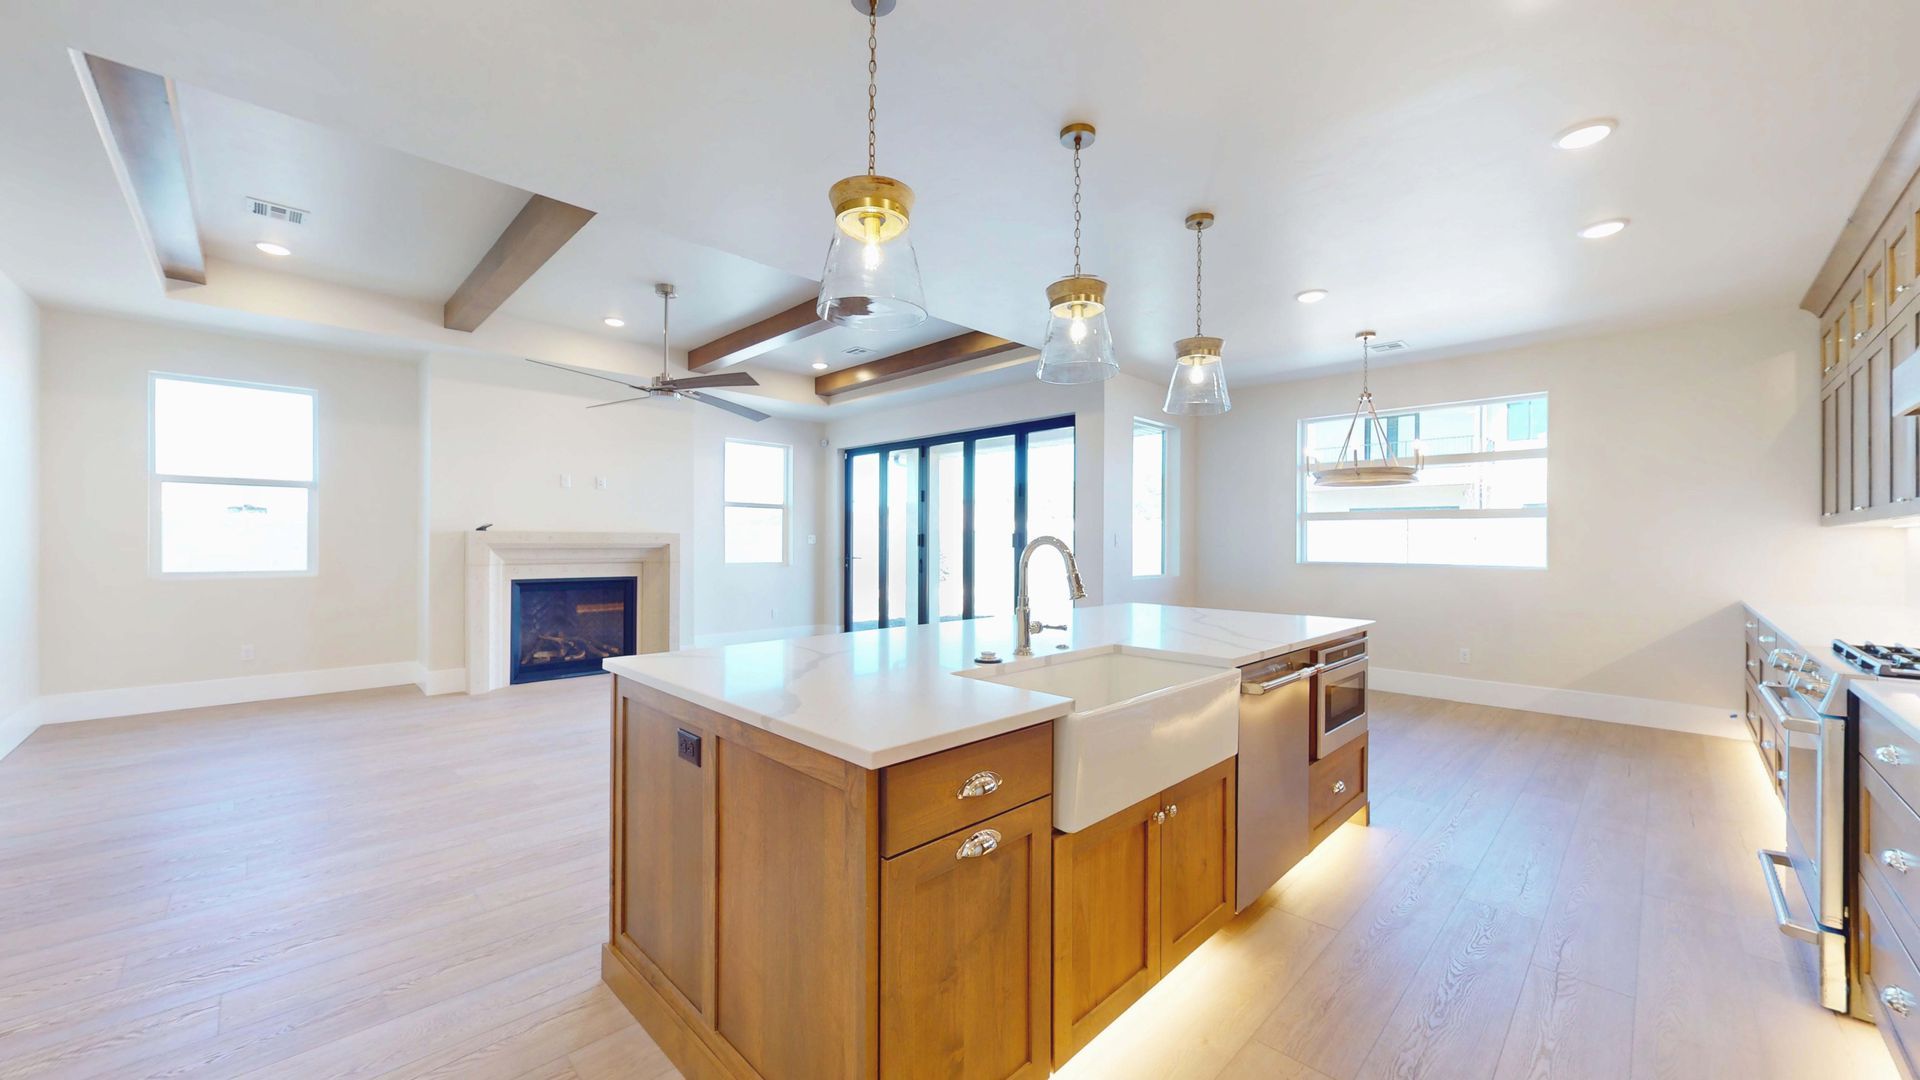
1895, 321, 1919, 507
1854, 360, 1874, 513
1157, 759, 1236, 972
1892, 230, 1912, 307
1870, 264, 1884, 331
1854, 291, 1869, 349
1051, 792, 1161, 1067
1836, 366, 1857, 514
1824, 385, 1842, 516
880, 797, 1052, 1080
1872, 344, 1895, 508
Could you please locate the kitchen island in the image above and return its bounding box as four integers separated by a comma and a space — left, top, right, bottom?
600, 603, 1372, 1079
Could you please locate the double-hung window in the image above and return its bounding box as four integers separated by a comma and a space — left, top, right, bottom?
724, 439, 791, 564
1131, 419, 1169, 576
1299, 393, 1547, 568
151, 373, 317, 575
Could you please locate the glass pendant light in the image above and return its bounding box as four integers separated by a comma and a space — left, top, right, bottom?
1036, 122, 1119, 384
1164, 211, 1231, 415
817, 0, 928, 332
1310, 331, 1424, 486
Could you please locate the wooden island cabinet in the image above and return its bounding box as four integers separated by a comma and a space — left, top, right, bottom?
605, 676, 1243, 1079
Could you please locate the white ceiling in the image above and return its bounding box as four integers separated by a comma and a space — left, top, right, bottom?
2, 0, 1919, 388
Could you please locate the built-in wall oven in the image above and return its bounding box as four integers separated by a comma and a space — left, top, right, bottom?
1312, 636, 1368, 760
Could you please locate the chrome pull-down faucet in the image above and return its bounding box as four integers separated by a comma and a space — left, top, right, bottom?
1013, 536, 1086, 656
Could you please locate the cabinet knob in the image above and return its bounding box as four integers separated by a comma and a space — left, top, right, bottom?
957, 771, 1002, 799
955, 829, 1002, 860
1878, 746, 1912, 766
1884, 986, 1917, 1018
1332, 779, 1348, 795
1761, 740, 1774, 751
1885, 849, 1918, 874
1151, 810, 1167, 825
1163, 803, 1178, 819
1745, 620, 1758, 630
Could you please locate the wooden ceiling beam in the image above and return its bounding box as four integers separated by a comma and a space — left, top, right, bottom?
79, 54, 206, 286
443, 194, 595, 332
814, 331, 1025, 398
687, 298, 829, 371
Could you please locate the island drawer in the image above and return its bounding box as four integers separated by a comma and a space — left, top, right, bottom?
1307, 733, 1366, 833
1865, 755, 1920, 938
1861, 868, 1920, 1078
1863, 697, 1920, 817
881, 722, 1053, 857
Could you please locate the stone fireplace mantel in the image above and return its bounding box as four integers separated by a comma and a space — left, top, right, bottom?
464, 531, 681, 695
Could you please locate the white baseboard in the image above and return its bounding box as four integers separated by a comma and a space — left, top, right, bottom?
35, 661, 422, 726
0, 699, 38, 763
414, 667, 467, 696
1370, 667, 1743, 741
691, 623, 836, 648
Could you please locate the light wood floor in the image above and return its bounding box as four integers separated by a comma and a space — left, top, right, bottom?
0, 682, 1896, 1080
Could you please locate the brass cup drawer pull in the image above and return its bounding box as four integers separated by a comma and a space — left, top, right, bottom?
1885, 849, 1918, 874
1332, 779, 1348, 795
955, 829, 1002, 860
1878, 746, 1913, 767
957, 771, 1002, 799
1885, 986, 1917, 1018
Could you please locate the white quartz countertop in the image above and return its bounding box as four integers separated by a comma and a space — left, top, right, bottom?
1744, 602, 1920, 669
1855, 681, 1920, 741
602, 604, 1373, 768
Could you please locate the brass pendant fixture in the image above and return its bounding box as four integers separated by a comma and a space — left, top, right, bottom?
1310, 331, 1424, 486
816, 0, 928, 332
1035, 122, 1119, 384
1163, 211, 1230, 415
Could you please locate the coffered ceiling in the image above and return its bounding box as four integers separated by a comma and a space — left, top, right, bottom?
3, 0, 1919, 394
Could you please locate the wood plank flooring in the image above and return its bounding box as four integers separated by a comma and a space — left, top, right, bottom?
0, 682, 1896, 1079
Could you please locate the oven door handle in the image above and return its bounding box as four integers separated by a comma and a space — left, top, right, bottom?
1319, 654, 1367, 676
1757, 681, 1822, 736
1756, 849, 1820, 943
1242, 664, 1322, 695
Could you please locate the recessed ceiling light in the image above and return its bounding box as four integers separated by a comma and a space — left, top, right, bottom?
255, 241, 291, 257
1577, 218, 1629, 239
602, 316, 626, 328
811, 361, 830, 370
1295, 289, 1329, 304
1553, 119, 1617, 150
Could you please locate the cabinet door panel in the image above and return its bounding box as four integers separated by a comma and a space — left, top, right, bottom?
1823, 386, 1841, 516
1838, 370, 1857, 514
881, 798, 1051, 1080
615, 691, 712, 1017
1873, 344, 1894, 508
1158, 759, 1236, 971
1855, 362, 1875, 512
1895, 321, 1918, 507
1052, 794, 1161, 1068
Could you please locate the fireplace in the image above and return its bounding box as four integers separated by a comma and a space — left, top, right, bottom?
509, 576, 637, 684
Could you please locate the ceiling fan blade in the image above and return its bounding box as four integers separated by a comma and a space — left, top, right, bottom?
586, 394, 656, 409
664, 371, 760, 390
685, 391, 771, 422
523, 356, 648, 390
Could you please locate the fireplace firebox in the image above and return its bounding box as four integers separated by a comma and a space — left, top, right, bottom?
509, 576, 637, 685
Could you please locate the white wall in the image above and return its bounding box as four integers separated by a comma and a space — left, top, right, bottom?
1100, 372, 1198, 607
1193, 306, 1909, 713
37, 311, 423, 696
0, 271, 38, 757
421, 352, 825, 676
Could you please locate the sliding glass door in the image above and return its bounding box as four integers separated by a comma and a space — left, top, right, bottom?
842, 416, 1074, 631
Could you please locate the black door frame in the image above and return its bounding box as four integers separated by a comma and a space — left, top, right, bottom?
841, 414, 1074, 631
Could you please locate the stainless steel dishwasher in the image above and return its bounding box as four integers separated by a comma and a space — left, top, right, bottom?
1235, 646, 1317, 910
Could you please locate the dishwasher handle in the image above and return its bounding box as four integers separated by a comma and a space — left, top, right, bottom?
1242, 664, 1322, 695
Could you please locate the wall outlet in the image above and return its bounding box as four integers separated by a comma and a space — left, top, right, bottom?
806, 534, 816, 545
1457, 647, 1470, 664
559, 473, 573, 489
594, 476, 608, 490
240, 644, 255, 662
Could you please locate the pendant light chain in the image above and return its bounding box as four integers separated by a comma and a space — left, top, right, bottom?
1071, 135, 1083, 276
1193, 226, 1205, 336
866, 1, 878, 176
660, 287, 672, 379
1360, 333, 1371, 395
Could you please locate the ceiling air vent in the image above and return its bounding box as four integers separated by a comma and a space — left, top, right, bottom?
841, 345, 873, 356
1368, 339, 1410, 353
246, 198, 308, 225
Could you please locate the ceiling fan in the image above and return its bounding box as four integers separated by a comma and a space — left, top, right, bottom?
524, 283, 771, 422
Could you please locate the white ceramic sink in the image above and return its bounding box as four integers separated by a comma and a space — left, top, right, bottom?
957, 647, 1239, 832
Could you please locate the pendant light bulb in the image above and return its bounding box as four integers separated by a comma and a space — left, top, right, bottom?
1164, 211, 1231, 415
1037, 122, 1120, 385
817, 1, 928, 332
